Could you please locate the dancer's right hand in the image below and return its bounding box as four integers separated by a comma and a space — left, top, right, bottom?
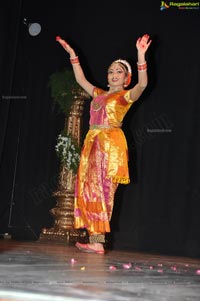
56, 36, 75, 57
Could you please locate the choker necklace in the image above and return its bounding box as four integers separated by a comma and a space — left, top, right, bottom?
107, 89, 123, 94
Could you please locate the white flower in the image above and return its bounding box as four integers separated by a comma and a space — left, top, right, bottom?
55, 133, 80, 173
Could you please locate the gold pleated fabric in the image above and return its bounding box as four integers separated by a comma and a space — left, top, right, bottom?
74, 87, 136, 234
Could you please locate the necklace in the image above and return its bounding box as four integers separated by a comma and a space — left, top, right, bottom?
92, 101, 103, 111
91, 94, 106, 112
107, 88, 123, 93
91, 89, 123, 112
105, 89, 124, 96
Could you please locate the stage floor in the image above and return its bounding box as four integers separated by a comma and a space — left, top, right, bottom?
0, 239, 200, 301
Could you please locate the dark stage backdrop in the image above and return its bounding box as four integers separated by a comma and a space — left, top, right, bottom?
0, 0, 200, 257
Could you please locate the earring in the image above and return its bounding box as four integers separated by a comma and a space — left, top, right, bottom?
107, 84, 110, 87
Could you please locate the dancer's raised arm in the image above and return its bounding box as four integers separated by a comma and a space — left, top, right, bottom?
56, 36, 94, 96
130, 34, 152, 101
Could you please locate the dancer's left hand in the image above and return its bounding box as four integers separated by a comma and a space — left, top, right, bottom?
136, 34, 152, 53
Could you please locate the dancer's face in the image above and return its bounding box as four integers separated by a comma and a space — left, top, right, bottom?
107, 63, 127, 88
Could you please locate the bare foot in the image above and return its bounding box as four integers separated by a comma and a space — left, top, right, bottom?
89, 243, 104, 252
75, 242, 105, 254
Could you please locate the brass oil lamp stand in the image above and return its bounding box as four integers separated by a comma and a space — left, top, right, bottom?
40, 89, 89, 243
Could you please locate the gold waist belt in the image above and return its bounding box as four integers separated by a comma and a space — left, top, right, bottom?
90, 124, 121, 130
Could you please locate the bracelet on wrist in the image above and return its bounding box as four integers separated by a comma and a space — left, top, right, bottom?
70, 56, 80, 65
137, 66, 147, 71
137, 61, 147, 72
137, 61, 146, 66
138, 69, 147, 72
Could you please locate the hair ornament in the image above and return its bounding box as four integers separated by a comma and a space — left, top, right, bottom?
114, 59, 132, 75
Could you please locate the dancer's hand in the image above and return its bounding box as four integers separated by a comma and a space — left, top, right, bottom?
56, 36, 75, 57
136, 34, 152, 54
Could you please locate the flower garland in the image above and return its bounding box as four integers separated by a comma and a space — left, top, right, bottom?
55, 131, 81, 174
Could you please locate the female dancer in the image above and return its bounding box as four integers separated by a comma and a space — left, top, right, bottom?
56, 34, 151, 254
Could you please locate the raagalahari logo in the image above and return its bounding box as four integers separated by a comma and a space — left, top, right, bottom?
160, 1, 200, 10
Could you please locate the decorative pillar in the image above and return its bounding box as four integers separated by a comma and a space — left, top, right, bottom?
40, 88, 89, 243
